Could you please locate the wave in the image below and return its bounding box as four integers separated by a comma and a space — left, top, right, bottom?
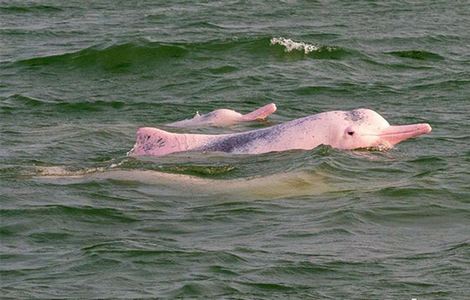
2, 94, 127, 113
9, 36, 348, 69
270, 37, 348, 59
387, 50, 444, 61
270, 37, 321, 54
11, 40, 187, 71
409, 78, 470, 91
292, 83, 400, 97
0, 4, 63, 13
0, 205, 136, 223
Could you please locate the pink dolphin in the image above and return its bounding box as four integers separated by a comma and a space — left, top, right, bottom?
167, 103, 277, 127
128, 108, 432, 157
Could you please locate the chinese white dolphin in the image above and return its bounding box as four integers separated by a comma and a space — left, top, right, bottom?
129, 108, 432, 157
166, 103, 277, 127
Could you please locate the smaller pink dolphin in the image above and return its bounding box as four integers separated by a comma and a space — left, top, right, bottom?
129, 108, 432, 157
167, 103, 277, 127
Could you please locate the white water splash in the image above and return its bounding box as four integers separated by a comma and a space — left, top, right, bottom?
270, 37, 320, 54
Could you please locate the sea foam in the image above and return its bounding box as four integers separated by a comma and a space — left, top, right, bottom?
270, 37, 320, 54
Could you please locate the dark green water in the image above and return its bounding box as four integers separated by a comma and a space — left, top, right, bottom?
1, 1, 469, 299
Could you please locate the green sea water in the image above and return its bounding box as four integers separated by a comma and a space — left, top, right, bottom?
1, 1, 469, 299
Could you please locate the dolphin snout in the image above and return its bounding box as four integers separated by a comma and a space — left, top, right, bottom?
379, 123, 432, 146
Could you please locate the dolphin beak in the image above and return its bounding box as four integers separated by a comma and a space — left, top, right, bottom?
379, 123, 432, 146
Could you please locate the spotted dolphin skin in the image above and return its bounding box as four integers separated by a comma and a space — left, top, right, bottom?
166, 103, 277, 127
129, 108, 432, 157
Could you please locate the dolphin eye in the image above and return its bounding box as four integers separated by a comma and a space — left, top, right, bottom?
347, 131, 355, 136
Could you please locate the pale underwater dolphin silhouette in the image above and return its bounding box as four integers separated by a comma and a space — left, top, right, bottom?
129, 108, 432, 157
34, 167, 331, 200
166, 103, 277, 127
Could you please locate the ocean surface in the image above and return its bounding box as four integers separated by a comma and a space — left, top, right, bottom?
1, 1, 469, 299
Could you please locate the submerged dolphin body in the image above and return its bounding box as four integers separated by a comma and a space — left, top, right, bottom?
35, 167, 330, 200
129, 108, 432, 157
167, 103, 277, 127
